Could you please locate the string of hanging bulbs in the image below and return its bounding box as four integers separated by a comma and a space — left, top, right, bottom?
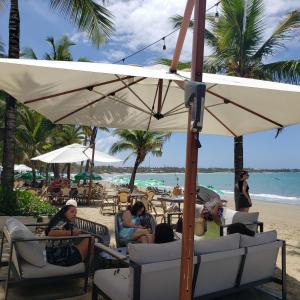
113, 0, 221, 64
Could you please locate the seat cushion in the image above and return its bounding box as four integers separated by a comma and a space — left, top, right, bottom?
232, 212, 259, 232
194, 233, 240, 255
240, 230, 277, 248
5, 218, 46, 267
94, 268, 130, 300
128, 240, 181, 264
21, 261, 85, 278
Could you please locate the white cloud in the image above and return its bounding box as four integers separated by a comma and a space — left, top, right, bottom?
68, 32, 89, 44
96, 0, 300, 64
96, 134, 119, 154
102, 49, 127, 61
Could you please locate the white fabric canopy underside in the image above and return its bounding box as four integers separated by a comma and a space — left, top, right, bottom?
31, 143, 122, 164
1, 59, 300, 136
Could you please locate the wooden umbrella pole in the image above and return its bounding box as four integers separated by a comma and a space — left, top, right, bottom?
88, 143, 96, 204
179, 0, 206, 299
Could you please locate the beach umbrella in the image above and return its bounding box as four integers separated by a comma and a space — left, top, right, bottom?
197, 185, 221, 204
74, 172, 102, 182
31, 143, 122, 164
15, 172, 45, 180
14, 164, 32, 172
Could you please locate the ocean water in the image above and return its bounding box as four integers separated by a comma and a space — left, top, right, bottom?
105, 172, 300, 206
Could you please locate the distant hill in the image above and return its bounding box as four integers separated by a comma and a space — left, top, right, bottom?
70, 165, 300, 174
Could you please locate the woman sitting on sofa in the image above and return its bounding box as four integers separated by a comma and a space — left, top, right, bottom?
119, 201, 153, 244
45, 200, 92, 266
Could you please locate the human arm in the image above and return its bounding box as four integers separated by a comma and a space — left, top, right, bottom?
122, 211, 143, 228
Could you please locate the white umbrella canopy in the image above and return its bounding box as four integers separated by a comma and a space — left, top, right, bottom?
14, 164, 32, 172
31, 143, 122, 164
1, 59, 300, 137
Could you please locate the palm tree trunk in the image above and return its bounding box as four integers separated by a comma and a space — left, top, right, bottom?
80, 134, 88, 173
84, 127, 97, 173
234, 136, 243, 209
67, 163, 71, 180
129, 156, 140, 192
45, 164, 49, 184
1, 0, 20, 192
31, 162, 36, 187
53, 164, 60, 179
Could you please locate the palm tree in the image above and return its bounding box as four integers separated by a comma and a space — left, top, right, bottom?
167, 0, 300, 207
0, 0, 114, 194
51, 125, 85, 179
22, 35, 89, 62
16, 107, 55, 184
110, 130, 170, 191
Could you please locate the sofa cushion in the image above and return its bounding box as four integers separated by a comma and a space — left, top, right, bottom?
240, 230, 277, 248
21, 261, 85, 278
232, 212, 259, 232
5, 218, 46, 267
128, 240, 181, 264
194, 233, 240, 255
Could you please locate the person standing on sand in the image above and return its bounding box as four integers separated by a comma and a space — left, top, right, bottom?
237, 170, 252, 212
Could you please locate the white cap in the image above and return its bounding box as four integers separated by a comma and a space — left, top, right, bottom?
65, 199, 77, 207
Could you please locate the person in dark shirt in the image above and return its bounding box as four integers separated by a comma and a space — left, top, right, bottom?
237, 170, 252, 212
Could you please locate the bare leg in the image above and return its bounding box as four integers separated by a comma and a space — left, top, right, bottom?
132, 229, 150, 241
146, 233, 154, 243
76, 237, 95, 260
137, 235, 148, 243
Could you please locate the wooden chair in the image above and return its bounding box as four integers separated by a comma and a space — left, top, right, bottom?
150, 199, 168, 223
100, 192, 117, 215
76, 186, 87, 205
117, 191, 130, 212
61, 187, 71, 203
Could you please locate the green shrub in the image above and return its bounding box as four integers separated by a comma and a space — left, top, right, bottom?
0, 187, 58, 217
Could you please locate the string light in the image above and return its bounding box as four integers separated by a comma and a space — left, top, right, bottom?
113, 0, 222, 64
215, 2, 220, 22
162, 37, 166, 50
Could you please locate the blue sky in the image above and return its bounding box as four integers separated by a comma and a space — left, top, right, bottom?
1, 0, 300, 169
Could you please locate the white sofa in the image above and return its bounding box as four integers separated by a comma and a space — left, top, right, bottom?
93, 231, 286, 300
0, 218, 92, 300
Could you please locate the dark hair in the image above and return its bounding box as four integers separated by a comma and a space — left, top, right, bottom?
130, 201, 146, 216
227, 223, 255, 236
239, 170, 249, 179
45, 205, 74, 235
155, 223, 175, 244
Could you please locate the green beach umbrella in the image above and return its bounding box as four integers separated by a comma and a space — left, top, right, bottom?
205, 184, 224, 196
74, 172, 102, 182
15, 172, 45, 180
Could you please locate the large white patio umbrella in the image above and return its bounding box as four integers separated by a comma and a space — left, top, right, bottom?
31, 143, 122, 164
0, 58, 300, 136
1, 52, 300, 298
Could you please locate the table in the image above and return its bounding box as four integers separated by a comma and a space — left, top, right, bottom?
158, 196, 184, 211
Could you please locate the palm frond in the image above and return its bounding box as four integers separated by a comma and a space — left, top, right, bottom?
261, 60, 300, 84
253, 10, 300, 60
110, 141, 134, 155
49, 0, 114, 48
170, 14, 218, 48
156, 58, 191, 70
20, 47, 38, 59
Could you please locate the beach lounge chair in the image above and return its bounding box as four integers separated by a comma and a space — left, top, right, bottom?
92, 230, 286, 300
114, 212, 156, 247
220, 208, 264, 236
0, 218, 93, 300
117, 191, 130, 211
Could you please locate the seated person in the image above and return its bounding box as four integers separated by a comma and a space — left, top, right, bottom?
154, 223, 175, 244
45, 201, 92, 266
119, 202, 153, 244
227, 222, 255, 236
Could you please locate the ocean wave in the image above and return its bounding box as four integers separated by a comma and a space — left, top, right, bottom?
222, 190, 300, 205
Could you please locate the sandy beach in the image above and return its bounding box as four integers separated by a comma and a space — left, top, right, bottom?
77, 198, 300, 300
